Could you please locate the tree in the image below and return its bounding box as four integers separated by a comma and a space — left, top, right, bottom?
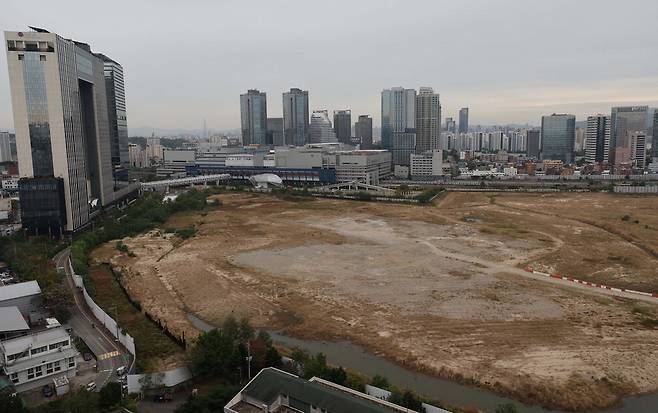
237, 317, 255, 342
175, 384, 238, 413
66, 390, 100, 413
0, 392, 28, 413
371, 374, 390, 389
265, 346, 282, 368
495, 403, 519, 413
303, 353, 328, 379
98, 382, 122, 411
326, 367, 347, 385
188, 329, 237, 378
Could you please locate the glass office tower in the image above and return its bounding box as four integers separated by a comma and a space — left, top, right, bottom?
283, 88, 309, 146
240, 89, 268, 146
5, 28, 116, 233
541, 114, 576, 164
381, 87, 416, 150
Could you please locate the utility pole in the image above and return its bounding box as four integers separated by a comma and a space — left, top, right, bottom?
246, 341, 252, 380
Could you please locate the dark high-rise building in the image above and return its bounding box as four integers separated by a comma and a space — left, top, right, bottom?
526, 130, 540, 159
267, 118, 284, 146
459, 107, 469, 134
610, 106, 649, 163
415, 87, 441, 153
283, 88, 309, 146
381, 87, 416, 150
585, 115, 611, 164
5, 28, 119, 233
445, 117, 456, 133
240, 89, 267, 146
100, 54, 129, 169
355, 115, 373, 149
541, 114, 575, 164
333, 110, 352, 144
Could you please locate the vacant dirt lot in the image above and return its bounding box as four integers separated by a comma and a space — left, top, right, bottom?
93, 192, 658, 411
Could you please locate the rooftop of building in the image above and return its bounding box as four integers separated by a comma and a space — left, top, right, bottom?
0, 326, 69, 357
0, 280, 41, 302
235, 368, 411, 413
3, 347, 77, 374
0, 307, 29, 333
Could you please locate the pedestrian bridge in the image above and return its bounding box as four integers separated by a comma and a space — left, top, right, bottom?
141, 174, 231, 190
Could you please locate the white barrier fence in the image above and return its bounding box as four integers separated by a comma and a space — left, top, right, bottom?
69, 259, 137, 356
126, 366, 192, 394
613, 185, 658, 193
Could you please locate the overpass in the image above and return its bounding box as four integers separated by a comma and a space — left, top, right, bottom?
140, 174, 231, 191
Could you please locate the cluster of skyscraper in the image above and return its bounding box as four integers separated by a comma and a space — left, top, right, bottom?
380, 87, 457, 166
537, 106, 654, 168
240, 89, 373, 149
4, 27, 132, 234
583, 107, 654, 169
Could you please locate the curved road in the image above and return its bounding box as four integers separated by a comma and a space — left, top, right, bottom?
54, 249, 132, 390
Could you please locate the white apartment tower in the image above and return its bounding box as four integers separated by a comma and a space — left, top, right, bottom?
585, 115, 611, 164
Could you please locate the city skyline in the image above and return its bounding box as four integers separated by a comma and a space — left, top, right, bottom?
1, 0, 658, 132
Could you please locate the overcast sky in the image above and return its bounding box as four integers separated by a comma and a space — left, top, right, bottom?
2, 0, 658, 133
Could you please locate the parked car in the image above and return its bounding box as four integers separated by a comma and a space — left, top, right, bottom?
153, 394, 173, 403
42, 385, 53, 398
85, 382, 97, 392
116, 366, 126, 376
83, 352, 93, 361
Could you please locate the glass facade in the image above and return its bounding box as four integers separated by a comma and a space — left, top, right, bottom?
381, 88, 416, 150
18, 177, 67, 236
240, 90, 267, 146
541, 114, 575, 164
283, 89, 309, 146
459, 107, 469, 134
103, 57, 129, 167
22, 53, 53, 176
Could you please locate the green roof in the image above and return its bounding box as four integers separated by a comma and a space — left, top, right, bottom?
243, 368, 407, 413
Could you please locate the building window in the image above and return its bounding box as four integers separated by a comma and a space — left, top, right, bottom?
31, 345, 47, 355
10, 373, 19, 384
68, 357, 75, 368
40, 55, 46, 61
27, 368, 34, 380
35, 366, 43, 377
54, 360, 61, 371
46, 362, 53, 374
18, 54, 24, 61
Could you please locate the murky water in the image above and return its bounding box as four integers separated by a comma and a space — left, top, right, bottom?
186, 313, 658, 413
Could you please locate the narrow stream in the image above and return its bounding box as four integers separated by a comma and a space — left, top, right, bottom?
186, 313, 658, 413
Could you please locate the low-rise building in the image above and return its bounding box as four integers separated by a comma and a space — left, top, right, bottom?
225, 368, 426, 413
157, 149, 197, 177
0, 327, 78, 392
1, 177, 19, 191
334, 150, 392, 185
0, 281, 42, 317
410, 150, 443, 177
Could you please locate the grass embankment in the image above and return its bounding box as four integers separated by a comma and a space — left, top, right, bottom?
88, 265, 184, 372
70, 189, 221, 371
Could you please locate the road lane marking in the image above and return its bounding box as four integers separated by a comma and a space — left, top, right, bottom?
98, 350, 120, 360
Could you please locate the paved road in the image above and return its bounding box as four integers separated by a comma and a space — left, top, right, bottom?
54, 249, 132, 390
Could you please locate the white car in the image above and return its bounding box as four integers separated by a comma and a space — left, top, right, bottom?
116, 366, 126, 376
85, 382, 97, 392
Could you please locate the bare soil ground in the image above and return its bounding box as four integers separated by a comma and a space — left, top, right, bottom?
91, 192, 658, 411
